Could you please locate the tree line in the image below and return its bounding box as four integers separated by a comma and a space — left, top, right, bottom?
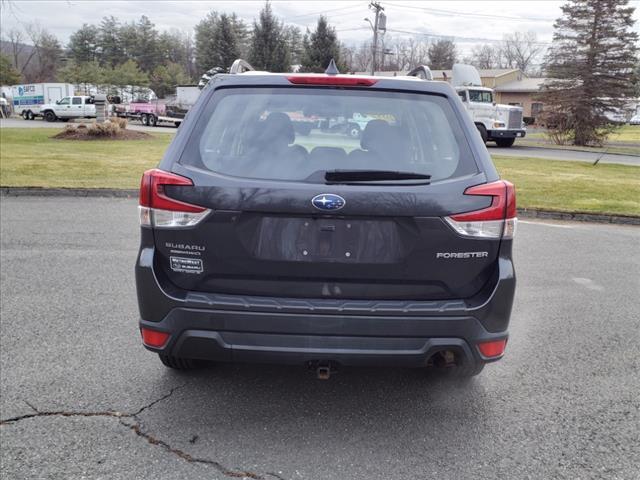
1, 1, 550, 95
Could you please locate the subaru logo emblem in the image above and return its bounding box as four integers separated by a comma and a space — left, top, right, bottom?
312, 193, 345, 211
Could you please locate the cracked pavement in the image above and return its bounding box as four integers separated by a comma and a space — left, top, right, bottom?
1, 197, 639, 480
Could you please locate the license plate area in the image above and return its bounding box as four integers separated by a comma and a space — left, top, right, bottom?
252, 216, 404, 263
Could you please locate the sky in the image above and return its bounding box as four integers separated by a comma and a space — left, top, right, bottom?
2, 0, 639, 54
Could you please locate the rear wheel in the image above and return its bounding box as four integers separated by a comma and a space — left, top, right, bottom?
495, 138, 515, 148
158, 354, 202, 370
141, 113, 149, 126
27, 110, 35, 120
22, 110, 29, 120
148, 114, 157, 127
44, 111, 57, 122
476, 124, 488, 143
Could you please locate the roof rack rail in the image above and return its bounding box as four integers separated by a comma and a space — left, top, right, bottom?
229, 59, 255, 74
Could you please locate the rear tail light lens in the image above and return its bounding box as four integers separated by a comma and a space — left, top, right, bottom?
140, 327, 170, 348
139, 169, 210, 228
444, 180, 516, 239
287, 75, 378, 86
477, 338, 507, 359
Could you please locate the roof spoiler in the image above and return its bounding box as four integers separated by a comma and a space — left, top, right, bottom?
229, 59, 255, 74
407, 65, 433, 81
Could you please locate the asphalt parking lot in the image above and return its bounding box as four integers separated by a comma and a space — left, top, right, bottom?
1, 196, 639, 480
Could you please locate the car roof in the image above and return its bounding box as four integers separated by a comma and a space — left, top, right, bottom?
206, 72, 458, 97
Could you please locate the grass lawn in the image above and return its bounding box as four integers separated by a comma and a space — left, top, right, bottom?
527, 125, 640, 154
1, 128, 639, 216
0, 128, 172, 189
494, 156, 640, 216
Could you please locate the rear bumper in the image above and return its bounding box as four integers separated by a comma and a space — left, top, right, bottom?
140, 310, 505, 367
488, 129, 526, 139
135, 241, 515, 368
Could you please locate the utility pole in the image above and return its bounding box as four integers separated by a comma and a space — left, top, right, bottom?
368, 1, 384, 75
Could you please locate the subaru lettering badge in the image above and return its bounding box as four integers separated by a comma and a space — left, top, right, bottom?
312, 193, 345, 211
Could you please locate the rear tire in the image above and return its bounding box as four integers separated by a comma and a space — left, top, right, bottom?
22, 110, 29, 120
158, 354, 201, 370
495, 138, 515, 148
476, 124, 488, 143
149, 114, 157, 127
27, 110, 35, 120
141, 113, 149, 126
44, 111, 57, 122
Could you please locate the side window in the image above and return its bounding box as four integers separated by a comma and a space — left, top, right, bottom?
72, 97, 82, 105
58, 97, 70, 105
458, 91, 466, 102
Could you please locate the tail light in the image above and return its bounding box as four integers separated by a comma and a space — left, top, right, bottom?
139, 169, 210, 228
287, 75, 378, 86
444, 180, 516, 239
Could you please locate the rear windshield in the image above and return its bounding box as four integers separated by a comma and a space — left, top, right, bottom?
181, 87, 477, 182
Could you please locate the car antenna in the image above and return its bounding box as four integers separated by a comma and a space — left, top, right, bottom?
325, 59, 340, 76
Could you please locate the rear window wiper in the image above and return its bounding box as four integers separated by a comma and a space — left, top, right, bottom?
324, 169, 431, 185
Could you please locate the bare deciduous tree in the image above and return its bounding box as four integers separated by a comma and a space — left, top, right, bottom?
501, 31, 542, 74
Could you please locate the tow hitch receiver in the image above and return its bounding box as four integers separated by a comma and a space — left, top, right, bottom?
309, 361, 338, 380
317, 366, 331, 380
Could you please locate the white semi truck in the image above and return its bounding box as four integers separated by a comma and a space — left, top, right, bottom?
11, 83, 75, 120
408, 64, 526, 147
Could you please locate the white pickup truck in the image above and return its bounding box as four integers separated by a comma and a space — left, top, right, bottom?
40, 95, 96, 122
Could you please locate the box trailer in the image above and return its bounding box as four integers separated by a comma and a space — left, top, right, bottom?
11, 83, 74, 120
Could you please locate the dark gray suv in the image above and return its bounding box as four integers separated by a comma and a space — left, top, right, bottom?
135, 65, 516, 378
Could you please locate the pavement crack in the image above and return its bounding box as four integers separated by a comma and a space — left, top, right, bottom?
1, 386, 284, 480
120, 418, 265, 479
131, 383, 186, 417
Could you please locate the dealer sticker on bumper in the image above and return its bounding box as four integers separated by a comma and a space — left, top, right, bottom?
170, 256, 203, 274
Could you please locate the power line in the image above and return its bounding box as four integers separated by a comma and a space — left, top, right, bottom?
284, 4, 362, 20
384, 1, 556, 23
385, 28, 552, 46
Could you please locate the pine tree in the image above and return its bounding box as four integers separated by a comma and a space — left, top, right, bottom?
98, 16, 123, 67
0, 54, 21, 85
540, 0, 639, 145
68, 24, 99, 64
428, 40, 456, 70
149, 62, 190, 98
248, 2, 290, 72
212, 14, 240, 69
133, 16, 161, 72
299, 16, 345, 73
195, 11, 220, 74
58, 61, 104, 93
